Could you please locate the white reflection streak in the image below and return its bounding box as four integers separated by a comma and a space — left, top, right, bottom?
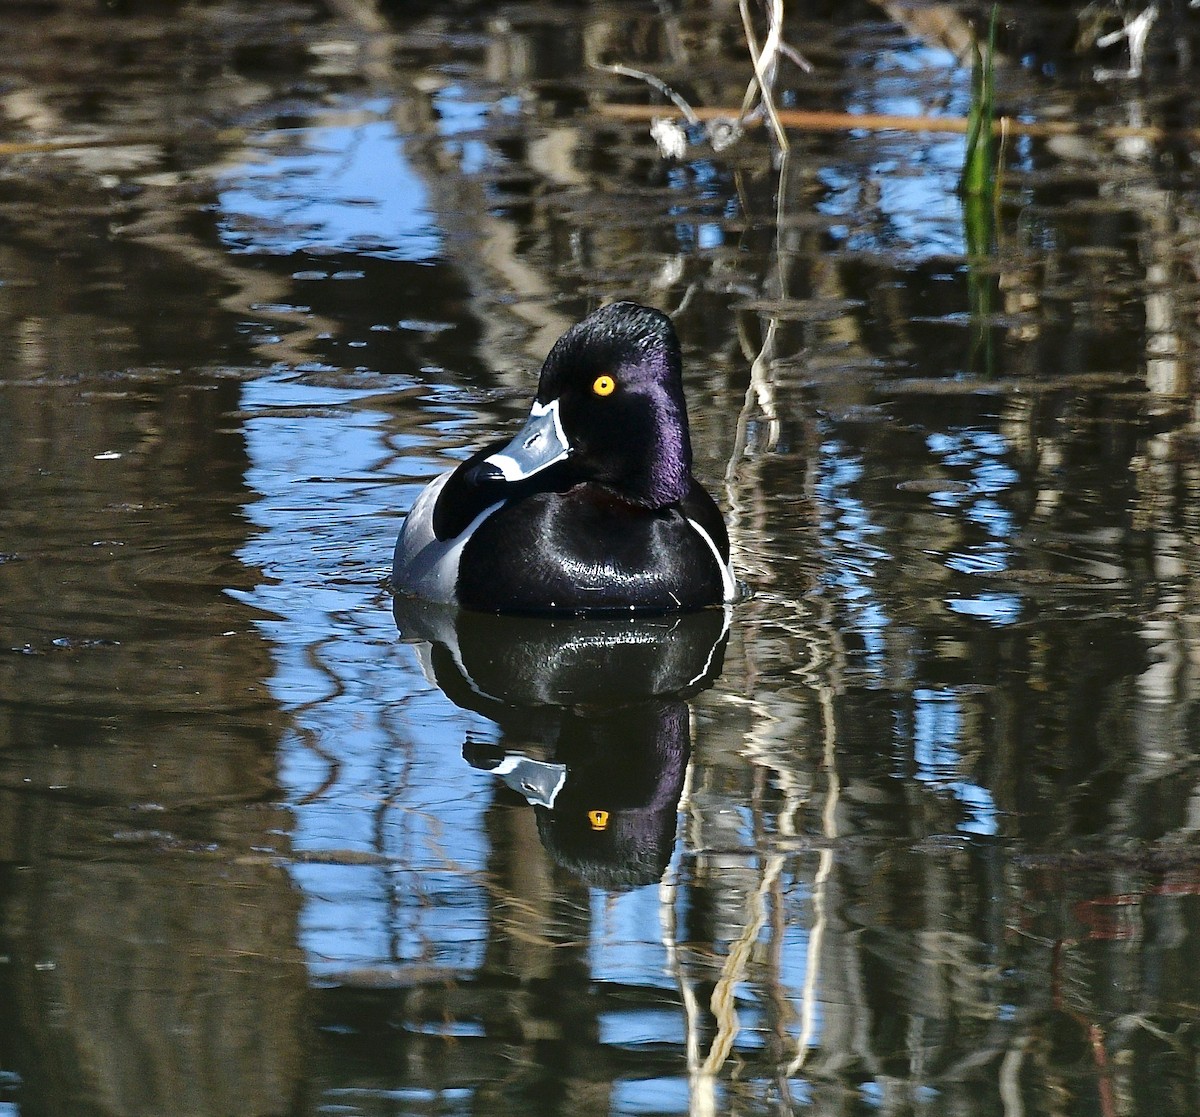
999, 1033, 1030, 1117
722, 328, 781, 588
699, 854, 781, 1089
661, 753, 703, 1075
685, 682, 811, 1111
723, 151, 789, 580
667, 718, 792, 1116
788, 683, 839, 1076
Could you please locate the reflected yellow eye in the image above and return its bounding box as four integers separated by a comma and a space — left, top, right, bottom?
588, 810, 609, 831
592, 374, 616, 397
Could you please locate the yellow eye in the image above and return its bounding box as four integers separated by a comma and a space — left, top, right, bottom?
592, 374, 616, 397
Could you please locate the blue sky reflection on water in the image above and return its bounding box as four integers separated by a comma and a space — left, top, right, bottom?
911, 688, 999, 836
927, 427, 1024, 627
235, 368, 499, 976
432, 84, 493, 175
218, 97, 441, 261
816, 440, 891, 674
220, 97, 501, 979
817, 42, 970, 259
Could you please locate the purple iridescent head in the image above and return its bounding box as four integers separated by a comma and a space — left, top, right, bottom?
534, 301, 693, 508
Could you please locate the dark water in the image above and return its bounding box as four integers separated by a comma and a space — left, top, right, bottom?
2, 1, 1200, 1114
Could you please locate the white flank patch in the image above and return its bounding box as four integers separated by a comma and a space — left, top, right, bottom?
686, 517, 737, 603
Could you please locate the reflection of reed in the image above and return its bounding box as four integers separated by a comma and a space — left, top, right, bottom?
788, 683, 839, 1077
686, 122, 846, 1101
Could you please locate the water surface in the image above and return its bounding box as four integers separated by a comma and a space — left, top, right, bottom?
2, 2, 1199, 1114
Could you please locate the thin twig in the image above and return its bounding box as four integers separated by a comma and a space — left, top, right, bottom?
593, 62, 701, 125
596, 102, 1193, 143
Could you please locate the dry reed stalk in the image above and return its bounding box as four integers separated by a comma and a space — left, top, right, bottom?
595, 102, 1191, 144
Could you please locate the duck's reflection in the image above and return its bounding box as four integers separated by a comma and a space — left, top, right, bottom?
466, 700, 690, 888
393, 599, 729, 887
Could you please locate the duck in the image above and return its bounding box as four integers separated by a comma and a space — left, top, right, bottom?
391, 301, 736, 615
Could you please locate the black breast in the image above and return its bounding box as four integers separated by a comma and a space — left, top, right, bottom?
456, 485, 725, 615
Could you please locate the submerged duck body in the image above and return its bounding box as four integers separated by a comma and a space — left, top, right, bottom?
392, 301, 735, 615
